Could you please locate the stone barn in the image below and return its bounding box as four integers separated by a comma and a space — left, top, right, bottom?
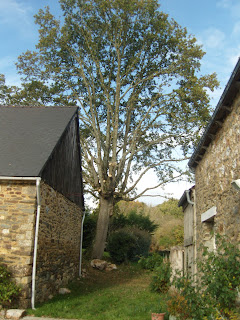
179, 58, 240, 271
0, 106, 84, 308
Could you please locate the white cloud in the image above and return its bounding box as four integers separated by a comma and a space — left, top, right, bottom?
232, 21, 240, 35
134, 168, 192, 206
217, 0, 232, 9
0, 56, 15, 69
217, 0, 240, 18
0, 0, 32, 28
200, 28, 226, 49
228, 52, 240, 67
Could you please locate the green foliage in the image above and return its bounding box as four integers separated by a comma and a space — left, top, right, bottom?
170, 235, 240, 319
138, 253, 164, 271
15, 0, 219, 204
108, 209, 128, 233
158, 225, 184, 248
127, 211, 158, 234
14, 0, 218, 258
138, 253, 172, 294
150, 261, 171, 294
107, 228, 151, 264
156, 199, 184, 218
107, 228, 136, 263
109, 208, 158, 234
167, 290, 192, 320
0, 264, 21, 306
129, 228, 152, 261
82, 210, 97, 250
199, 235, 240, 311
0, 74, 19, 105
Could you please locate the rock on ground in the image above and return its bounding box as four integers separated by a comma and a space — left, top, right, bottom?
5, 309, 26, 320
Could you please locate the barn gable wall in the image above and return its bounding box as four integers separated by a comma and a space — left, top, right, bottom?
36, 181, 82, 303
40, 114, 84, 209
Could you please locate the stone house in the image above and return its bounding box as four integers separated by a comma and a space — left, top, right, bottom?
0, 106, 84, 308
179, 58, 240, 273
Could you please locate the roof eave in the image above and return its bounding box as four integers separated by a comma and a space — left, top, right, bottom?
189, 57, 240, 170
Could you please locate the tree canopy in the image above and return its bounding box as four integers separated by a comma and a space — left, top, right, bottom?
12, 0, 218, 258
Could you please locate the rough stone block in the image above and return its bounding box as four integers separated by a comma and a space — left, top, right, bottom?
5, 309, 26, 320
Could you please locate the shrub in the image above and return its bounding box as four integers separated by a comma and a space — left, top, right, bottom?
108, 212, 128, 233
150, 260, 171, 293
158, 225, 184, 248
170, 235, 240, 319
107, 227, 151, 263
107, 228, 136, 263
0, 264, 21, 306
138, 253, 164, 270
82, 211, 97, 249
126, 211, 158, 234
167, 289, 192, 320
109, 208, 158, 234
128, 228, 151, 261
199, 235, 240, 310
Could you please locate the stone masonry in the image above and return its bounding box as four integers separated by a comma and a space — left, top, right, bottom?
0, 180, 82, 308
194, 91, 240, 252
0, 180, 36, 308
35, 182, 82, 303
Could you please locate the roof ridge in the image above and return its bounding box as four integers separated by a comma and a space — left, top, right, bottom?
0, 105, 78, 108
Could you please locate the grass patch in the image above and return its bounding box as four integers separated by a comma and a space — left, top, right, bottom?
28, 262, 168, 320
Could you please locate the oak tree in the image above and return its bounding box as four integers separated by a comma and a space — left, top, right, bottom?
16, 0, 218, 258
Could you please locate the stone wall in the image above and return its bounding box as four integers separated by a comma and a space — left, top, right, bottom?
36, 182, 82, 303
0, 180, 82, 307
0, 180, 36, 307
195, 92, 240, 253
169, 246, 184, 280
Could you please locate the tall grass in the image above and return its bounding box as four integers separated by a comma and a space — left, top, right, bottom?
28, 263, 168, 320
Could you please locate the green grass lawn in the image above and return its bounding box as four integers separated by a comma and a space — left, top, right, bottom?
28, 262, 168, 320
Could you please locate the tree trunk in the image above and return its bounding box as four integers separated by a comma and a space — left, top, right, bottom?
92, 196, 113, 259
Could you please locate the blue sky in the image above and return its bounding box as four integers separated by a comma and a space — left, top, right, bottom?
1, 0, 239, 102
1, 0, 240, 92
1, 0, 239, 205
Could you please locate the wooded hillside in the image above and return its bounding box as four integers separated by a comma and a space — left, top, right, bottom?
116, 199, 183, 250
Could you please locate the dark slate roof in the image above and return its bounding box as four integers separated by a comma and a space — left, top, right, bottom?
0, 106, 78, 177
189, 58, 240, 169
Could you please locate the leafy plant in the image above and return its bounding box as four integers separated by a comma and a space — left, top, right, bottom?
109, 209, 158, 234
138, 253, 164, 271
107, 227, 151, 263
199, 235, 240, 310
126, 211, 158, 234
0, 264, 21, 306
150, 261, 171, 293
167, 289, 192, 320
82, 210, 98, 250
170, 235, 240, 319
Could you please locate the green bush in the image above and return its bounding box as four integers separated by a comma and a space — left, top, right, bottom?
108, 212, 128, 233
158, 225, 184, 248
109, 209, 158, 234
128, 228, 151, 261
127, 211, 158, 234
0, 264, 21, 306
171, 235, 240, 319
138, 253, 164, 270
107, 227, 151, 263
107, 228, 136, 263
82, 211, 97, 249
150, 261, 171, 293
